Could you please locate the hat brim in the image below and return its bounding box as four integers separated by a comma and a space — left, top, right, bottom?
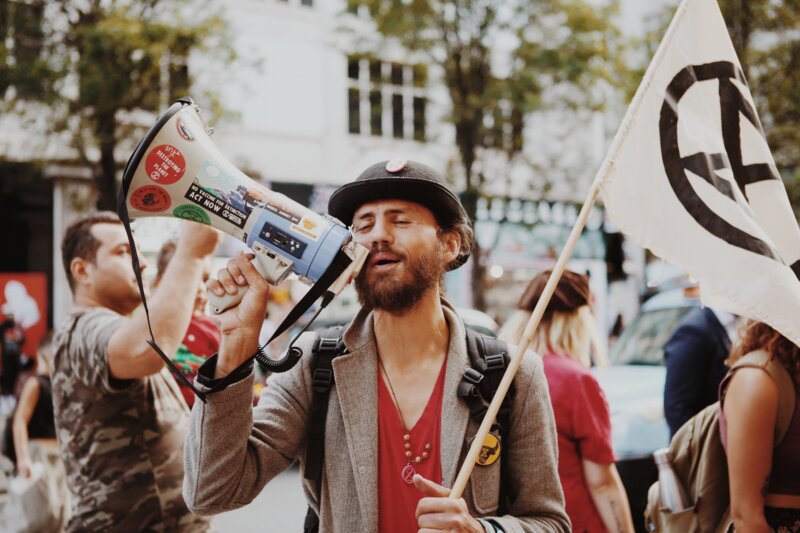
328, 177, 466, 228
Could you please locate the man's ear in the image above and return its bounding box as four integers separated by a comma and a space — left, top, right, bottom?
70, 257, 91, 288
441, 230, 461, 265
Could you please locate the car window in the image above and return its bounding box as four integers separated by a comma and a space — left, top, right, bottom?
609, 307, 691, 365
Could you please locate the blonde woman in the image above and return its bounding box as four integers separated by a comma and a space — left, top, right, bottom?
499, 270, 633, 533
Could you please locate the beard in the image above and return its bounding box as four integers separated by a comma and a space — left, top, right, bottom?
355, 241, 446, 315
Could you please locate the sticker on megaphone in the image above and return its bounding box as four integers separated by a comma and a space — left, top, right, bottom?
120, 98, 368, 314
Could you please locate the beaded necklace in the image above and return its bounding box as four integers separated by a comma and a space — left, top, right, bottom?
378, 357, 432, 484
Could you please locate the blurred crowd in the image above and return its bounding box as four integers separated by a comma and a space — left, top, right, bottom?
0, 206, 797, 533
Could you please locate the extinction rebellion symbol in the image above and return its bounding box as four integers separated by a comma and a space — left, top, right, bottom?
659, 61, 784, 264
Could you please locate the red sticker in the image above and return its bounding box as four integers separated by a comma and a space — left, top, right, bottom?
130, 185, 171, 212
145, 144, 186, 185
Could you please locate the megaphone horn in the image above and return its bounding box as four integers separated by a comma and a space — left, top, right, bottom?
120, 98, 367, 315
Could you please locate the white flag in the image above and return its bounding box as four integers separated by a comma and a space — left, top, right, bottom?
600, 0, 800, 346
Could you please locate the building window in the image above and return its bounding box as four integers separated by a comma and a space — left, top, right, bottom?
369, 89, 382, 136
413, 97, 426, 142
347, 57, 359, 80
392, 94, 403, 139
369, 59, 382, 84
347, 55, 428, 142
348, 88, 360, 134
412, 64, 427, 88
390, 63, 403, 86
482, 100, 524, 153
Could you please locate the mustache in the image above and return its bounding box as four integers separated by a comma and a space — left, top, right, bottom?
367, 243, 407, 262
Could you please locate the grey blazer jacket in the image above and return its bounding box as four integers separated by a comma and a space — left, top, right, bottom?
183, 303, 569, 532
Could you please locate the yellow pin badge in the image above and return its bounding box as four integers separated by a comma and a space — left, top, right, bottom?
476, 433, 501, 466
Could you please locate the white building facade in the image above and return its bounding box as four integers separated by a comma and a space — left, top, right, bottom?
1, 0, 669, 328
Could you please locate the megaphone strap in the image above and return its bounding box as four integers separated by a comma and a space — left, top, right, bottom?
256, 248, 351, 363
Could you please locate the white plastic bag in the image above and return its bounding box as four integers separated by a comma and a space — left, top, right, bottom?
1, 462, 58, 532
0, 442, 68, 533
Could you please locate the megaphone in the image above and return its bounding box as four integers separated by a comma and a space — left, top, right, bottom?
120, 97, 368, 315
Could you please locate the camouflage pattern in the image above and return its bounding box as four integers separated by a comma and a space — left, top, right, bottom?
52, 308, 211, 532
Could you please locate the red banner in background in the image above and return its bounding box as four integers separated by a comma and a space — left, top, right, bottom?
0, 273, 48, 360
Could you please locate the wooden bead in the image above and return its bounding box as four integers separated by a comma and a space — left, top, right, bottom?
414, 456, 421, 463
403, 434, 410, 441
404, 442, 411, 449
422, 451, 429, 459
405, 451, 412, 458
424, 443, 431, 450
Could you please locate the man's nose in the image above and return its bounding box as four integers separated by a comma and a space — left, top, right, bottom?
366, 218, 393, 246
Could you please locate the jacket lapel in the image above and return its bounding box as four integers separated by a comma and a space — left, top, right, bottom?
439, 307, 471, 488
334, 314, 379, 531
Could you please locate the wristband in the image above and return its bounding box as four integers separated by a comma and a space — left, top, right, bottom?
196, 353, 254, 391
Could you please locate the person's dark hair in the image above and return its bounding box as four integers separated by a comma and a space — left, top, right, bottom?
155, 239, 177, 285
61, 211, 122, 292
517, 269, 591, 317
729, 321, 800, 381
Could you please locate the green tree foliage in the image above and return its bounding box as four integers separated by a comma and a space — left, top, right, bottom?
350, 0, 628, 308
723, 0, 800, 218
0, 0, 232, 210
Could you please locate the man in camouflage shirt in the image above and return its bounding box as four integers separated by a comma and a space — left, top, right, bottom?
53, 212, 220, 532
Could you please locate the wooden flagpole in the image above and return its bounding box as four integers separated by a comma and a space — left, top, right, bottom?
449, 177, 602, 498
449, 0, 693, 500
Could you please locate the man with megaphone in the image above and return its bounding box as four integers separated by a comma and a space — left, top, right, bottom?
52, 212, 220, 532
183, 160, 570, 532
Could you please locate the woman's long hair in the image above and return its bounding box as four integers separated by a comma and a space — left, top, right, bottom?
498, 269, 607, 367
530, 306, 601, 367
728, 320, 800, 382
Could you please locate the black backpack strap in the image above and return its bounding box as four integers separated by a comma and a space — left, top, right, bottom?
478, 336, 514, 435
302, 325, 347, 532
303, 506, 320, 533
460, 328, 514, 514
462, 330, 515, 431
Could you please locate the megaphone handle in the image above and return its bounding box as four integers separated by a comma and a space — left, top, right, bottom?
208, 249, 287, 314
208, 287, 249, 315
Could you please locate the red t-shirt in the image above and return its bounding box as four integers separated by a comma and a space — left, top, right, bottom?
542, 353, 616, 533
173, 314, 220, 407
378, 360, 446, 533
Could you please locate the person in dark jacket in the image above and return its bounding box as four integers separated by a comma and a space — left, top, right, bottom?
663, 305, 735, 436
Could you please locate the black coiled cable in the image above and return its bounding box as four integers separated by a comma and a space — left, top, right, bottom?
253, 296, 329, 373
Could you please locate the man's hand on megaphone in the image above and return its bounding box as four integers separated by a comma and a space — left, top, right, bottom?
209, 251, 270, 378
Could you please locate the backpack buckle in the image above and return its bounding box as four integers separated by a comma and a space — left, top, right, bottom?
484, 352, 506, 372
462, 367, 484, 387
318, 336, 339, 352
312, 368, 333, 393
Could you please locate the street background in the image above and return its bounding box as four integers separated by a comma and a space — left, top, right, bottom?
1, 0, 799, 531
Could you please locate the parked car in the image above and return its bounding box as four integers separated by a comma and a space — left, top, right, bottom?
594, 289, 698, 532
